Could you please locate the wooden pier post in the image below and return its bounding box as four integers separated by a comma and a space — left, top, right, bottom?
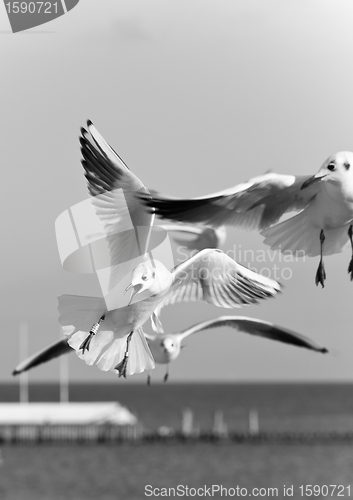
249, 408, 260, 435
181, 408, 194, 437
212, 410, 228, 438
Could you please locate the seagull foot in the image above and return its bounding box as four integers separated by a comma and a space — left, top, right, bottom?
315, 260, 326, 288
115, 354, 129, 378
80, 316, 105, 354
79, 332, 95, 354
348, 258, 353, 281
163, 373, 169, 383
114, 332, 133, 378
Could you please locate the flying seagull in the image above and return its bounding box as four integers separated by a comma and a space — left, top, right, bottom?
142, 152, 353, 287
57, 121, 281, 378
13, 315, 327, 380
145, 315, 328, 382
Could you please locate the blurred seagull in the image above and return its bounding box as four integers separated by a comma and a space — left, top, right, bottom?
143, 152, 353, 287
159, 224, 227, 252
13, 315, 327, 381
145, 315, 327, 382
58, 121, 281, 378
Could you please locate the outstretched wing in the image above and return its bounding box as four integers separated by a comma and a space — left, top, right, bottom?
178, 315, 328, 353
12, 339, 72, 375
142, 172, 320, 230
158, 249, 281, 311
81, 121, 154, 289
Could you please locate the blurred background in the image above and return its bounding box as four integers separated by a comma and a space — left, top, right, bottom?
1, 1, 353, 498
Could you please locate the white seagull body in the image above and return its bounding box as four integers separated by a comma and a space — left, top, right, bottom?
58, 121, 281, 378
144, 152, 353, 286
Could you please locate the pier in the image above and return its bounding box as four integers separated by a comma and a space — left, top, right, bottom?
1, 407, 353, 444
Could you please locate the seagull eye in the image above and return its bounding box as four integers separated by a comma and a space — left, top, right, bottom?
141, 274, 148, 281
327, 163, 336, 171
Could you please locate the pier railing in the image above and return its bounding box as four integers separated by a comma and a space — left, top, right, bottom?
0, 424, 143, 444
1, 424, 353, 444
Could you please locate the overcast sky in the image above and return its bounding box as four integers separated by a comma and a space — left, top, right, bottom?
1, 0, 353, 384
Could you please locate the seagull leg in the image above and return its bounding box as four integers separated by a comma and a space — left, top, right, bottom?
347, 225, 353, 280
163, 365, 169, 383
147, 374, 151, 386
115, 332, 133, 378
315, 230, 326, 288
79, 315, 105, 354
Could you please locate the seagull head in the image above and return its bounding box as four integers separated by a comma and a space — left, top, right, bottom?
125, 260, 172, 305
301, 151, 353, 191
161, 336, 180, 358
148, 334, 181, 363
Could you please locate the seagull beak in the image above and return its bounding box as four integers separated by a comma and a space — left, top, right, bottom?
301, 174, 328, 190
126, 283, 143, 305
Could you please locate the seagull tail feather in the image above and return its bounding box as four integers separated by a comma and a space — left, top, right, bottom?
68, 326, 155, 376
58, 294, 106, 335
59, 295, 155, 376
95, 327, 155, 375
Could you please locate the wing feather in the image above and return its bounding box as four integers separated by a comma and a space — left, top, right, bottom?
80, 121, 154, 290
143, 173, 320, 230
157, 249, 280, 314
178, 315, 328, 353
12, 340, 72, 375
